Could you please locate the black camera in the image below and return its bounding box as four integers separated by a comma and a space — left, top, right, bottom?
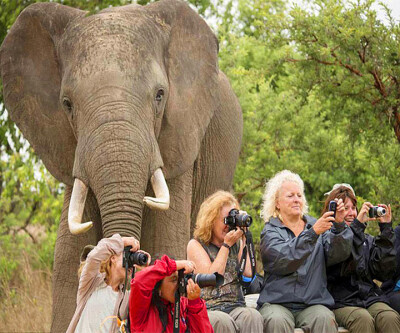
123, 246, 148, 267
369, 206, 386, 218
224, 209, 253, 231
185, 272, 224, 288
328, 200, 337, 219
177, 271, 224, 296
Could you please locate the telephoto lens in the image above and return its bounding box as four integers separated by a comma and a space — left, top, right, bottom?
368, 206, 386, 218
185, 272, 224, 288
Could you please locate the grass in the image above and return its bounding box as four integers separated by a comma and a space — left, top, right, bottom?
0, 253, 52, 332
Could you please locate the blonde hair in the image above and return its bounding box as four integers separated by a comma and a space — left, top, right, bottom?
78, 256, 113, 284
261, 170, 308, 222
194, 190, 239, 244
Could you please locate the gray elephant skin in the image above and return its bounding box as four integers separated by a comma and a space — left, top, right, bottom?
0, 0, 242, 331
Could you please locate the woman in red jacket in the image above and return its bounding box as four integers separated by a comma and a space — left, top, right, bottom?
129, 255, 213, 333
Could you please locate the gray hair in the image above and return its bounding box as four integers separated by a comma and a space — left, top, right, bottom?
261, 170, 308, 222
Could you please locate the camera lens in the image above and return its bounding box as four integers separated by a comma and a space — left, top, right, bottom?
132, 252, 148, 266
237, 214, 253, 228
376, 207, 386, 217
369, 206, 387, 218
188, 273, 224, 288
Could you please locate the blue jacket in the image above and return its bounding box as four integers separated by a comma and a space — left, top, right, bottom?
257, 215, 352, 309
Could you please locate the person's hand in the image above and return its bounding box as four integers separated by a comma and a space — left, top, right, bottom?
186, 278, 201, 300
133, 250, 151, 268
313, 212, 335, 235
176, 260, 196, 274
378, 204, 391, 223
224, 228, 244, 247
122, 236, 140, 252
334, 198, 346, 223
357, 202, 374, 223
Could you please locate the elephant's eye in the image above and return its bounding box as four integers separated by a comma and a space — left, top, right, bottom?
155, 89, 164, 102
62, 97, 73, 113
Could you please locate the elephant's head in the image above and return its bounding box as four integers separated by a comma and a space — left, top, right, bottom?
1, 0, 219, 239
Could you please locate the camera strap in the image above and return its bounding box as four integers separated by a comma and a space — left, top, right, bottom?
173, 269, 185, 333
237, 230, 256, 287
118, 264, 135, 333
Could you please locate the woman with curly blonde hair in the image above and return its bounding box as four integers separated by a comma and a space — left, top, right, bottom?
187, 190, 263, 333
258, 170, 352, 333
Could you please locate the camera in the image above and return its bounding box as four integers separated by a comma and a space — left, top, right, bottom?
185, 272, 224, 288
328, 200, 337, 219
123, 246, 148, 267
369, 206, 386, 218
224, 209, 253, 231
177, 272, 224, 296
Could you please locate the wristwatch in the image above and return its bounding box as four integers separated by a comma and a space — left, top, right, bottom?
222, 242, 230, 249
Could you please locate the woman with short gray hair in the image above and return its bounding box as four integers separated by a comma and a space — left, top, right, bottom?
258, 170, 352, 333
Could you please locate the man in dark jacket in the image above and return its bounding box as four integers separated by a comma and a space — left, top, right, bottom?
324, 185, 400, 333
381, 225, 400, 313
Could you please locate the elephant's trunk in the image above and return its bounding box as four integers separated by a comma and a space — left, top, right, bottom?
68, 168, 169, 235
70, 114, 168, 239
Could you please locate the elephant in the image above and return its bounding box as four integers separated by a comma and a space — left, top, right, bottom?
0, 0, 242, 331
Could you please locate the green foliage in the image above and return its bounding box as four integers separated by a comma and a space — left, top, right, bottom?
0, 149, 63, 290
216, 0, 400, 239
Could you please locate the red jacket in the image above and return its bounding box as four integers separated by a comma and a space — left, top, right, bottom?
129, 255, 213, 333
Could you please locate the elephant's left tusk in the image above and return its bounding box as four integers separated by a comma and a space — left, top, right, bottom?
143, 168, 170, 210
68, 178, 93, 235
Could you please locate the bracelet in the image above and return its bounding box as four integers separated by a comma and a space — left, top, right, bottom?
222, 242, 231, 249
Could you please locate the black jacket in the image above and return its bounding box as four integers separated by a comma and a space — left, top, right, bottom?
258, 215, 352, 309
381, 225, 400, 293
327, 219, 396, 309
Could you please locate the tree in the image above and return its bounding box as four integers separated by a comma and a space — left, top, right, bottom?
217, 0, 400, 239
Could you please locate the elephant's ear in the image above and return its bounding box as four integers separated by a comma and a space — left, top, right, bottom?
0, 3, 86, 185
148, 0, 220, 179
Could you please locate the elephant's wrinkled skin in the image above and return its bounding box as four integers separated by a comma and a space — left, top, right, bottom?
0, 0, 242, 331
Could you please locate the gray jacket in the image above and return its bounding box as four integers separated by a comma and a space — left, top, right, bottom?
257, 215, 353, 309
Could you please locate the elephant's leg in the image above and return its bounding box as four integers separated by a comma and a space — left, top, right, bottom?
51, 186, 101, 333
191, 71, 243, 235
141, 168, 193, 259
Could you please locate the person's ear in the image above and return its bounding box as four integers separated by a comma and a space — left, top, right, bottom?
0, 3, 86, 185
146, 1, 219, 180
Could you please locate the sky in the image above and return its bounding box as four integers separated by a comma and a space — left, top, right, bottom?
289, 0, 400, 22
374, 0, 400, 22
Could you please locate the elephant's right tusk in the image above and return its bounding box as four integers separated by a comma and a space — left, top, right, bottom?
68, 178, 93, 235
143, 168, 170, 210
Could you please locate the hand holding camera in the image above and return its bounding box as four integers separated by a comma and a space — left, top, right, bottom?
328, 198, 346, 223
375, 204, 391, 223
357, 202, 388, 223
176, 260, 196, 274
223, 209, 253, 247
122, 236, 140, 252
314, 211, 335, 235
186, 278, 201, 301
